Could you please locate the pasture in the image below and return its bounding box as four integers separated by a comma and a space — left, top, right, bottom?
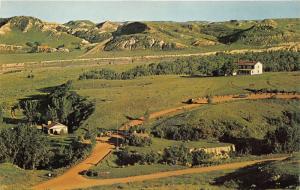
0, 62, 299, 131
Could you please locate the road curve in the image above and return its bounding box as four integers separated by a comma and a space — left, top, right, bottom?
33, 157, 287, 190
33, 140, 114, 190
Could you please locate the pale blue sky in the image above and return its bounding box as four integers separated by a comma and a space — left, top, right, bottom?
0, 1, 299, 23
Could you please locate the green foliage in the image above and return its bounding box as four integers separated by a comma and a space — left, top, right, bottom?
0, 104, 4, 123
79, 51, 300, 80
163, 144, 192, 165
264, 111, 300, 153
192, 150, 213, 165
20, 100, 41, 123
124, 133, 152, 147
221, 61, 238, 76
0, 125, 52, 169
19, 81, 95, 132
214, 153, 300, 189
152, 123, 204, 141
220, 24, 294, 45
50, 138, 92, 169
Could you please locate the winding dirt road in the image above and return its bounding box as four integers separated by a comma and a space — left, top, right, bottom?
120, 92, 300, 130
33, 92, 299, 190
33, 156, 287, 190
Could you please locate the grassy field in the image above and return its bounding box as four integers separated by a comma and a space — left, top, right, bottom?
0, 163, 48, 190
1, 66, 299, 131
152, 99, 300, 139
78, 169, 234, 190
75, 72, 300, 131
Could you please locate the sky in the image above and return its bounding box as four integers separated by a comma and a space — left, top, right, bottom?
0, 1, 299, 23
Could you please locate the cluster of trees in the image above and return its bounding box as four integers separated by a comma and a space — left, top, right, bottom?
0, 104, 3, 123
50, 138, 93, 169
0, 124, 93, 170
221, 110, 300, 155
79, 51, 300, 80
264, 111, 300, 153
123, 133, 152, 147
19, 81, 95, 132
116, 144, 213, 166
152, 120, 245, 141
152, 124, 206, 141
0, 125, 51, 169
245, 88, 298, 94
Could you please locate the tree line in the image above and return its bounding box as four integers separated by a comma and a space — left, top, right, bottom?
79, 50, 300, 80
0, 124, 92, 169
116, 144, 213, 167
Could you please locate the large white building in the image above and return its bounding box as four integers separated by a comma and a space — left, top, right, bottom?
233, 61, 263, 75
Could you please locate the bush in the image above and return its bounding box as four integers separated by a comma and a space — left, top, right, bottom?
264, 110, 300, 153
163, 144, 192, 165
124, 133, 152, 147
192, 150, 213, 166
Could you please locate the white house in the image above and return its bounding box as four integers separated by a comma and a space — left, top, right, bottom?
233, 61, 263, 75
43, 121, 68, 135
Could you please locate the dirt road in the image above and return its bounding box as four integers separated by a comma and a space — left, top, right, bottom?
120, 92, 300, 130
33, 157, 287, 190
33, 140, 114, 190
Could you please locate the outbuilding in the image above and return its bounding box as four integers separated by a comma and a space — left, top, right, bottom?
43, 121, 68, 135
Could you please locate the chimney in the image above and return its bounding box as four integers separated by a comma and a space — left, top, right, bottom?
47, 121, 52, 125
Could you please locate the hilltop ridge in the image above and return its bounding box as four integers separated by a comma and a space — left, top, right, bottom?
0, 16, 299, 54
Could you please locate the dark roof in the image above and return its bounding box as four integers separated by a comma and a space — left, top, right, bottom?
235, 61, 258, 66
43, 122, 67, 129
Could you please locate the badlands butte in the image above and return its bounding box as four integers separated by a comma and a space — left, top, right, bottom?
0, 16, 300, 55
0, 16, 300, 190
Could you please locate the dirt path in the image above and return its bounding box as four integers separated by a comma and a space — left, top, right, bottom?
33, 139, 114, 190
120, 92, 300, 130
33, 157, 287, 190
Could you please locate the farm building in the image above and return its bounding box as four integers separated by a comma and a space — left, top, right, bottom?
43, 121, 68, 135
233, 61, 263, 75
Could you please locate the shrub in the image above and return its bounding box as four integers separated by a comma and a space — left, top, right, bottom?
264, 110, 300, 153
124, 133, 152, 147
163, 144, 192, 165
192, 150, 213, 166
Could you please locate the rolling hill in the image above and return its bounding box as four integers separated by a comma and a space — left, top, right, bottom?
0, 16, 299, 54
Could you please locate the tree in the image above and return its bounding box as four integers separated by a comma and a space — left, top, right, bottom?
192, 150, 212, 165
221, 61, 237, 76
20, 100, 40, 123
0, 125, 52, 169
0, 104, 4, 123
163, 144, 192, 165
264, 124, 300, 153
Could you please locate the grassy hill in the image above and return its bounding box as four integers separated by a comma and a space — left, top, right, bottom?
219, 19, 300, 45
0, 17, 299, 54
152, 99, 300, 140
0, 16, 83, 50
